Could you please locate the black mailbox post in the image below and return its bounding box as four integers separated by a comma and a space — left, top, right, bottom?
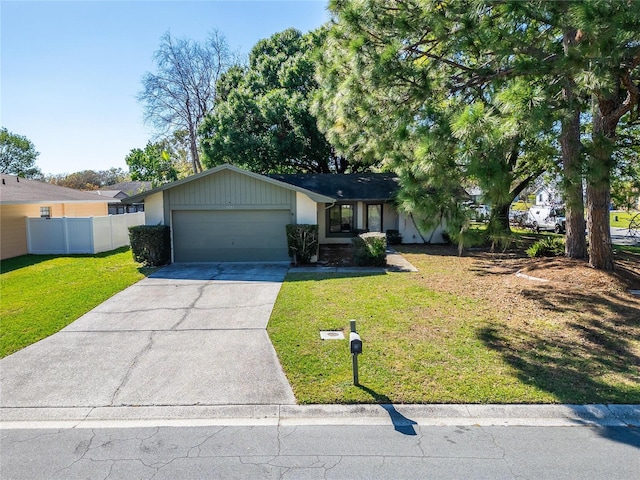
349, 320, 362, 385
350, 332, 363, 354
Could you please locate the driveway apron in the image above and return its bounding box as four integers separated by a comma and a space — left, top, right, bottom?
0, 264, 296, 408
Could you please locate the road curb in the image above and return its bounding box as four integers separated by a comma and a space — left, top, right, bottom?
1, 404, 638, 429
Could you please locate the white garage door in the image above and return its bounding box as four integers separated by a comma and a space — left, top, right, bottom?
172, 210, 291, 262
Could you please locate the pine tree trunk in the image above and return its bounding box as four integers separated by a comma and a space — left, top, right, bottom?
488, 202, 511, 236
586, 182, 613, 271
561, 102, 587, 259
561, 29, 587, 259
587, 104, 615, 271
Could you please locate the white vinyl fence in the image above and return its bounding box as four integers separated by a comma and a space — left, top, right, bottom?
27, 212, 145, 255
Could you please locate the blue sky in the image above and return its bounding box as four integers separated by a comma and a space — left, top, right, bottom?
1, 0, 329, 176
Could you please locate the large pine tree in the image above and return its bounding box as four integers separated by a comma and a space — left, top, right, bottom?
316, 0, 640, 270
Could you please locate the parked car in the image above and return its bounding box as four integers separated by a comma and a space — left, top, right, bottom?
472, 204, 491, 222
509, 209, 528, 227
526, 206, 566, 233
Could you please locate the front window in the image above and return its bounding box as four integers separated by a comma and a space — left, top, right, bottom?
328, 204, 355, 235
40, 206, 51, 218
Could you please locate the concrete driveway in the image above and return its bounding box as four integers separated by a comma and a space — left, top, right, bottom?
0, 263, 296, 409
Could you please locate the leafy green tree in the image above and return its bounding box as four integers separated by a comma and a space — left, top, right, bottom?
0, 127, 42, 178
48, 170, 102, 190
200, 28, 357, 174
99, 168, 130, 187
47, 168, 129, 190
125, 141, 179, 187
139, 31, 235, 175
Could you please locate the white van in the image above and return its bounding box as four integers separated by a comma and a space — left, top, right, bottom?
527, 206, 566, 233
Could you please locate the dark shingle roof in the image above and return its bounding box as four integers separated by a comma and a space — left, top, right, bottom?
0, 174, 113, 204
268, 173, 400, 201
91, 190, 128, 200
104, 181, 152, 196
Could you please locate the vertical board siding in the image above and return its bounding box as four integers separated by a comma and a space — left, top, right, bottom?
169, 170, 294, 208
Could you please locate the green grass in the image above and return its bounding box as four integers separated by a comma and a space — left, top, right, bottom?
610, 210, 639, 228
614, 244, 640, 254
269, 248, 640, 404
510, 201, 531, 211
0, 248, 150, 358
269, 272, 553, 404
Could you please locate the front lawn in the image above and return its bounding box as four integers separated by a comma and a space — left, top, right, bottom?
611, 210, 639, 228
0, 248, 149, 358
269, 244, 640, 404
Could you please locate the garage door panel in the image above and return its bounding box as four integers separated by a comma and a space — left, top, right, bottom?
173, 210, 291, 262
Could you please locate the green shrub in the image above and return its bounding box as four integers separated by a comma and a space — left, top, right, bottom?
386, 229, 403, 245
286, 224, 319, 265
447, 226, 489, 255
128, 225, 171, 266
526, 236, 565, 258
488, 231, 516, 253
352, 232, 387, 266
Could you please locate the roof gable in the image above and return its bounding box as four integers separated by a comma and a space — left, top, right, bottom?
124, 164, 335, 204
0, 174, 114, 205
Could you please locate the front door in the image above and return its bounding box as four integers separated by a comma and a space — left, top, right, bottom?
366, 204, 383, 232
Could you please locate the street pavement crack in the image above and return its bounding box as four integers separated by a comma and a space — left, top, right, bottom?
110, 331, 156, 406
56, 429, 97, 475
479, 425, 523, 479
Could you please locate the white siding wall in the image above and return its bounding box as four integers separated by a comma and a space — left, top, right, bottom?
398, 213, 446, 243
144, 192, 165, 225
296, 193, 317, 224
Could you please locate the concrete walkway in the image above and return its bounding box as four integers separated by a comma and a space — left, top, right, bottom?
0, 263, 296, 412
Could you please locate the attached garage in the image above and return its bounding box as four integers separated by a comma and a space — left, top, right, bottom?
123, 164, 334, 263
172, 209, 291, 262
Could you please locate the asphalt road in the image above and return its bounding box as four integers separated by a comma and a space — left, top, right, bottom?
2, 423, 639, 480
611, 226, 640, 246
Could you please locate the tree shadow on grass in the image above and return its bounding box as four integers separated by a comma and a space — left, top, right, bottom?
478, 302, 640, 448
285, 271, 387, 283
357, 384, 418, 436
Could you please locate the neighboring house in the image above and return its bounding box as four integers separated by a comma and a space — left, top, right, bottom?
91, 190, 145, 215
535, 185, 563, 206
1, 174, 114, 260
124, 164, 445, 263
465, 186, 483, 204
105, 181, 153, 196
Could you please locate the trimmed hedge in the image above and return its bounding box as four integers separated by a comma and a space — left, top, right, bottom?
128, 225, 171, 266
352, 232, 387, 266
286, 224, 319, 265
386, 229, 403, 245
